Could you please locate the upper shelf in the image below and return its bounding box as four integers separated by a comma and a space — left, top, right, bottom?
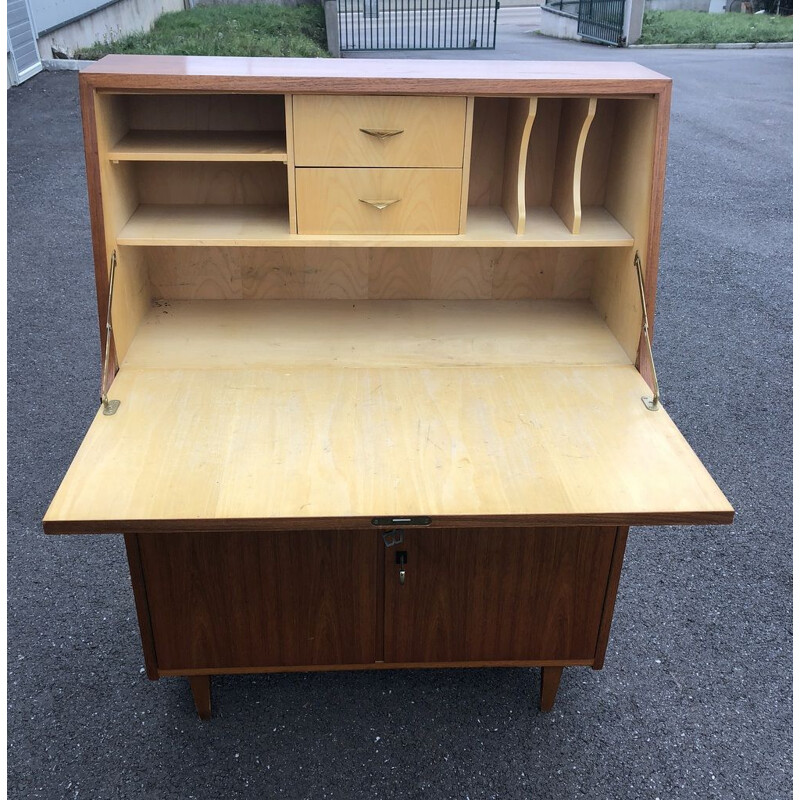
108, 130, 288, 162
117, 204, 633, 248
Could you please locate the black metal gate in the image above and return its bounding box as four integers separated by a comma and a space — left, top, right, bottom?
577, 0, 625, 46
338, 0, 499, 52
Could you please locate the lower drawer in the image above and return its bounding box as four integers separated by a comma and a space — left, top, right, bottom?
296, 167, 462, 235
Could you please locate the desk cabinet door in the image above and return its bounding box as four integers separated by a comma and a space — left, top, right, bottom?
384, 527, 616, 664
138, 530, 376, 671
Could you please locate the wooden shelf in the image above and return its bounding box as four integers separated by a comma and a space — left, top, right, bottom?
121, 299, 633, 371
118, 204, 632, 248
109, 130, 288, 162
467, 206, 633, 247
118, 205, 290, 245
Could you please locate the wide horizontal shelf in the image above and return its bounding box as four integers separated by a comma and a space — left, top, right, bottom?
468, 206, 633, 247
121, 299, 632, 371
108, 130, 288, 162
118, 205, 290, 245
117, 204, 633, 248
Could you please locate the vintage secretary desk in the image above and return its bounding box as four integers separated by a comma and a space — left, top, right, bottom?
43, 56, 733, 719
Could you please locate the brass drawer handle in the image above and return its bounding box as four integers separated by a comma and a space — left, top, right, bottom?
359, 128, 404, 140
359, 199, 401, 211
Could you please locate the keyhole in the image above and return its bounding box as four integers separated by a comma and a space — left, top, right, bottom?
396, 551, 407, 585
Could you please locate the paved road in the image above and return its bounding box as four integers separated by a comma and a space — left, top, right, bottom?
7, 43, 791, 800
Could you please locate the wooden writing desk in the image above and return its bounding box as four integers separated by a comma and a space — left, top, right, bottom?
44, 56, 733, 718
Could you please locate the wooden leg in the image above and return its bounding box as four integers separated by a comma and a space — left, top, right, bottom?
539, 666, 563, 712
188, 676, 212, 720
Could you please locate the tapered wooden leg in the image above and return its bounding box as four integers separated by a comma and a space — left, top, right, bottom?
539, 667, 563, 712
188, 676, 212, 720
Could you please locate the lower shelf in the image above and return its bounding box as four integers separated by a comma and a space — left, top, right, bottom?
116, 204, 633, 247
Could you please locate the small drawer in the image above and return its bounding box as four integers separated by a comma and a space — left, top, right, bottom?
296, 168, 463, 235
293, 95, 467, 168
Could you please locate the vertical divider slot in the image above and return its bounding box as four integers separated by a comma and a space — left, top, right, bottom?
551, 97, 597, 235
501, 98, 537, 235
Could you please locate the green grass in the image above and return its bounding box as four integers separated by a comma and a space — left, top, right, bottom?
73, 4, 329, 59
639, 9, 792, 44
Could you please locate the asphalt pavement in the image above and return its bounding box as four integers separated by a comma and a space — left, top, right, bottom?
7, 41, 792, 800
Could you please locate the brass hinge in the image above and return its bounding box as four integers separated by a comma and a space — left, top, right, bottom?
634, 251, 660, 411
100, 250, 120, 416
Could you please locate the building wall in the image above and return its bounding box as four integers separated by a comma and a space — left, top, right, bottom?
34, 0, 185, 58
539, 5, 580, 38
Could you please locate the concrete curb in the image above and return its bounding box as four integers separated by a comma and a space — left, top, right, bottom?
629, 41, 792, 48
42, 59, 95, 70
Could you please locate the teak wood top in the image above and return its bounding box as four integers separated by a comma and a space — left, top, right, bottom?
44, 300, 733, 534
81, 55, 671, 96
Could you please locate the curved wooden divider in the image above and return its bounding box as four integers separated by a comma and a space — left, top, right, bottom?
501, 97, 538, 235
551, 97, 597, 235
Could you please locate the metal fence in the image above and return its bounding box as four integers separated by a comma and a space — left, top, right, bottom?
338, 0, 499, 51
576, 0, 625, 44
543, 0, 579, 14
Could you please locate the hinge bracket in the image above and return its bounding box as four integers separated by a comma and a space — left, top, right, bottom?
635, 251, 660, 411
100, 249, 120, 416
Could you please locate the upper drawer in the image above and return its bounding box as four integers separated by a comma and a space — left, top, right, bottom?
293, 95, 467, 168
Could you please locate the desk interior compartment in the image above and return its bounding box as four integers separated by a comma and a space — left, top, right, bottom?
104, 93, 288, 162
466, 97, 637, 245
44, 242, 732, 534
95, 92, 293, 244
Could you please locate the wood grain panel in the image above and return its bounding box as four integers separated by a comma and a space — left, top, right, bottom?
136, 162, 288, 206
593, 526, 629, 669
121, 299, 630, 370
384, 527, 617, 662
44, 362, 734, 533
138, 530, 376, 670
145, 246, 369, 300
112, 246, 151, 360
491, 248, 594, 300
525, 98, 561, 207
123, 533, 159, 679
296, 168, 462, 235
143, 247, 593, 302
590, 98, 658, 362
467, 97, 508, 207
81, 55, 672, 98
95, 93, 143, 368
295, 168, 461, 234
293, 95, 466, 167
125, 93, 286, 131
580, 98, 616, 207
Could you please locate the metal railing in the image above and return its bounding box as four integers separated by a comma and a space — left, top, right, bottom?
576, 0, 625, 44
338, 0, 499, 51
543, 0, 580, 16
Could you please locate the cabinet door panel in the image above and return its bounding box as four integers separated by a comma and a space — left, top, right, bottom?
138, 530, 376, 670
384, 527, 616, 663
